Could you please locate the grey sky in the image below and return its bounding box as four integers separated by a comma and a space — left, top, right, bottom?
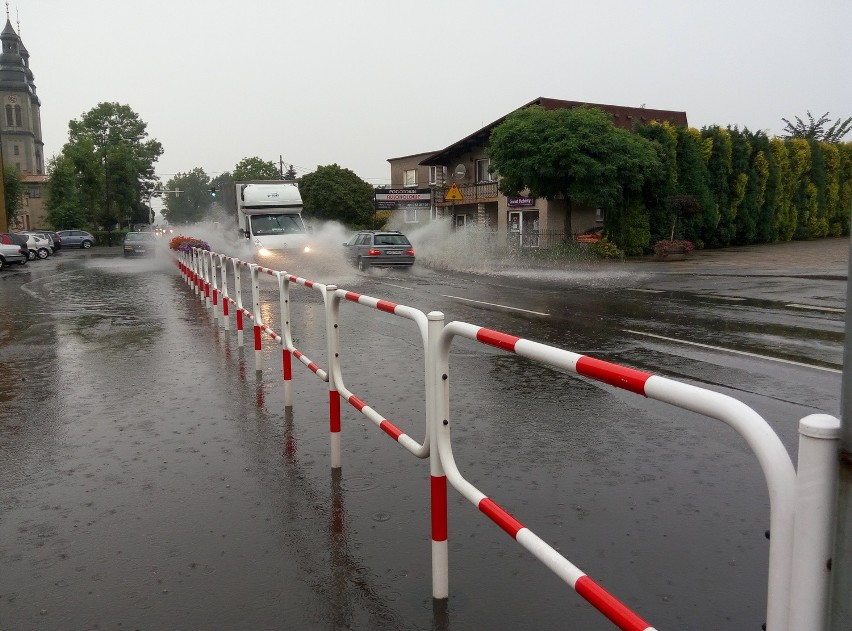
23, 0, 852, 189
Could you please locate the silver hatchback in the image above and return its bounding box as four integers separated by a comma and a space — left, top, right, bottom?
343, 231, 415, 271
57, 229, 96, 249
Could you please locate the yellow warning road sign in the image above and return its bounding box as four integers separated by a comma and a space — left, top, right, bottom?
444, 183, 464, 201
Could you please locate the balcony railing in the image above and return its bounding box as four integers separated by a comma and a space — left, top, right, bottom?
433, 181, 499, 205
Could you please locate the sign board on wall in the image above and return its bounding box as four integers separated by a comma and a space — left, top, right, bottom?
507, 196, 536, 208
375, 188, 431, 210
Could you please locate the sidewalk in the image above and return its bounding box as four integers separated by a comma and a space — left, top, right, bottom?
626, 236, 849, 278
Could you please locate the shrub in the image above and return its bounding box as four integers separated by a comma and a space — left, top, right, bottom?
593, 238, 624, 259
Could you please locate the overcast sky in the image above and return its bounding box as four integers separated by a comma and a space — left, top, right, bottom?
20, 0, 852, 189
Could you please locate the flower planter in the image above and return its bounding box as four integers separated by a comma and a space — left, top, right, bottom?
655, 248, 689, 261
653, 240, 694, 261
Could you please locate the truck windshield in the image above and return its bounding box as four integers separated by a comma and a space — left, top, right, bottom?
250, 214, 306, 236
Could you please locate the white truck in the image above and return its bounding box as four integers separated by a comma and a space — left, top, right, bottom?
223, 180, 312, 259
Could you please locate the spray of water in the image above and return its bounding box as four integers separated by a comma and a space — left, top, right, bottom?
118, 218, 648, 289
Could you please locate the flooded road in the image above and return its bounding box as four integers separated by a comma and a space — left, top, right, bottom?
0, 242, 845, 630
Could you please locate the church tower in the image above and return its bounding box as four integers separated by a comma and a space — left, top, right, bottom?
0, 12, 46, 228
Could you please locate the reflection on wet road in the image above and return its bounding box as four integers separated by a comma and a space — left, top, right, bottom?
0, 244, 844, 630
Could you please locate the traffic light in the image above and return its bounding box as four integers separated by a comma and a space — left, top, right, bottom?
209, 187, 217, 198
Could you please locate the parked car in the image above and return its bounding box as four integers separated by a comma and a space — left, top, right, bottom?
21, 230, 56, 253
0, 241, 28, 270
342, 230, 415, 270
123, 231, 157, 257
25, 229, 61, 251
0, 232, 30, 259
57, 229, 96, 249
18, 233, 52, 259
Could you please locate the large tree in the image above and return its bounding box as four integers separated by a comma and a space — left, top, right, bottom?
232, 157, 279, 180
44, 154, 87, 229
60, 102, 163, 228
488, 105, 662, 238
162, 167, 214, 224
782, 111, 852, 143
299, 163, 375, 226
4, 166, 24, 227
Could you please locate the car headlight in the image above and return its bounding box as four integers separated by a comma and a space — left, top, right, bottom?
303, 245, 312, 254
257, 247, 271, 257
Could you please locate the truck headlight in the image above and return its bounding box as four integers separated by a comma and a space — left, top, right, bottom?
257, 247, 271, 257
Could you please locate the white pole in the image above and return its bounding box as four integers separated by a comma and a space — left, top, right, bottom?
220, 256, 230, 331
278, 273, 293, 407
234, 260, 244, 347
790, 414, 841, 630
428, 311, 448, 600
250, 264, 262, 372
324, 285, 342, 469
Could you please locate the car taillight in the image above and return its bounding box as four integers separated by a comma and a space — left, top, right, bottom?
407, 249, 414, 255
368, 248, 381, 256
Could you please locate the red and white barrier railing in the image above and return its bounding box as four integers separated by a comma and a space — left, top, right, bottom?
174, 247, 840, 631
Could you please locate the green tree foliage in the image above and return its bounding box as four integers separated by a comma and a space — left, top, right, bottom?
782, 111, 852, 143
488, 105, 662, 244
232, 157, 279, 180
59, 102, 163, 228
284, 164, 298, 180
44, 154, 87, 229
162, 168, 214, 224
4, 166, 24, 226
299, 164, 375, 226
701, 126, 734, 247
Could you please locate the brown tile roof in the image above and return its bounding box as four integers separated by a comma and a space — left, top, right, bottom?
419, 97, 688, 166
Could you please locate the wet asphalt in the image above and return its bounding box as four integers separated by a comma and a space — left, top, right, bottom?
0, 239, 847, 630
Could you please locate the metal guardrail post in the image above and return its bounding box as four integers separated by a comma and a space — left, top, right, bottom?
789, 413, 841, 629
233, 260, 244, 347
219, 255, 230, 331
203, 251, 212, 309
249, 264, 262, 372
427, 310, 448, 600
323, 284, 342, 469
210, 252, 220, 324
277, 272, 293, 407
193, 249, 201, 297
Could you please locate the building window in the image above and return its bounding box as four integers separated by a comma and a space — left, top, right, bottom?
475, 158, 494, 183
14, 105, 21, 127
5, 105, 12, 126
428, 166, 437, 185
404, 208, 418, 223
403, 169, 416, 187
28, 187, 40, 198
13, 145, 19, 156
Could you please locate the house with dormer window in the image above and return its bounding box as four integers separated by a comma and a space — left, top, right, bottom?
386, 97, 688, 246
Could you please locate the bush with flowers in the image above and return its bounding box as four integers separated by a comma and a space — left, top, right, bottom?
169, 235, 211, 253
653, 239, 695, 256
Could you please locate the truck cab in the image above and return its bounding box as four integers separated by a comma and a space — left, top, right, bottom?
235, 182, 312, 258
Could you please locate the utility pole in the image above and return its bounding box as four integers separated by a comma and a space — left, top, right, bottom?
829, 230, 852, 630
279, 154, 284, 179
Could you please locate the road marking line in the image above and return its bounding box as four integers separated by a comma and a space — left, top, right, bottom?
381, 283, 413, 291
711, 296, 746, 301
627, 288, 664, 293
786, 303, 845, 314
624, 329, 842, 374
442, 295, 550, 316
